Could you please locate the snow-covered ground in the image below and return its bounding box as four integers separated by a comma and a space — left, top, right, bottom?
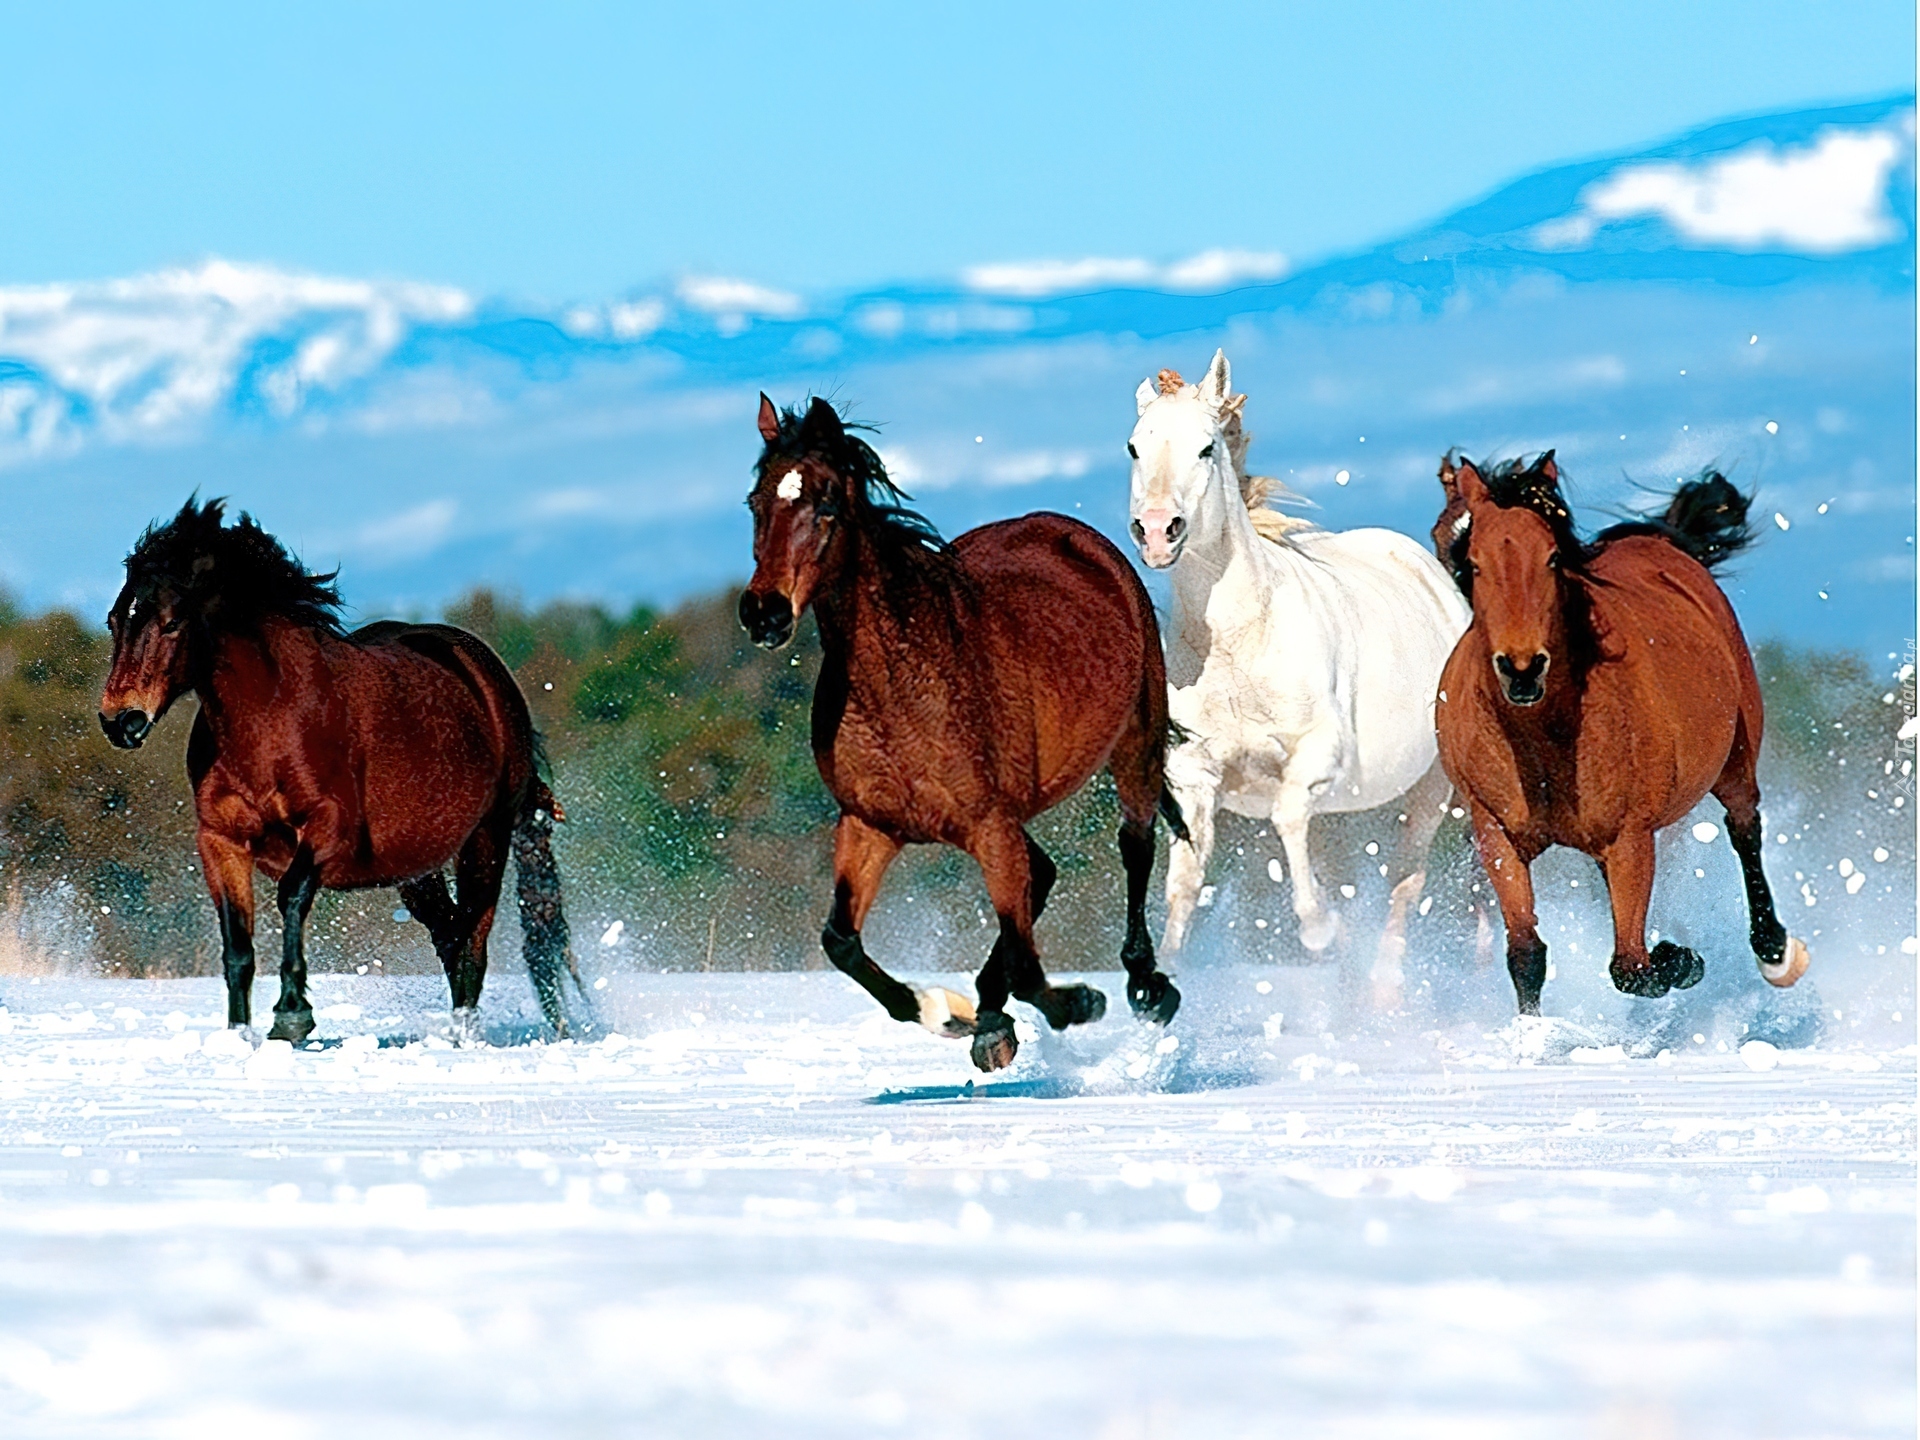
0, 952, 1912, 1438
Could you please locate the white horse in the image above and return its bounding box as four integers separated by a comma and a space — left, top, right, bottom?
1127, 350, 1472, 1003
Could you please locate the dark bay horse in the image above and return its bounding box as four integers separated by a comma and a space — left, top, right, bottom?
739, 396, 1186, 1072
99, 500, 580, 1042
1433, 453, 1809, 1013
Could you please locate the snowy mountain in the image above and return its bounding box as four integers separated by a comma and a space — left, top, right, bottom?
0, 95, 1911, 658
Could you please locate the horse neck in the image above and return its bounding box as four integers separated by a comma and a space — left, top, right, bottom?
812, 528, 959, 691
1169, 465, 1277, 635
195, 617, 325, 740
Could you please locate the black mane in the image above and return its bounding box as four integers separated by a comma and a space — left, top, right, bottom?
755, 400, 956, 580
1443, 450, 1585, 596
1444, 450, 1754, 597
124, 498, 345, 635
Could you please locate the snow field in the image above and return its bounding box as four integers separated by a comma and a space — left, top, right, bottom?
0, 966, 1911, 1438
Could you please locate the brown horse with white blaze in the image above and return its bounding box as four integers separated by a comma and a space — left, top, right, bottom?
99, 500, 580, 1043
1434, 453, 1809, 1014
739, 396, 1186, 1072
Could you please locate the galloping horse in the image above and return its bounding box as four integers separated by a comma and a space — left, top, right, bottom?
1434, 453, 1809, 1013
1127, 352, 1471, 1004
739, 396, 1184, 1072
99, 500, 580, 1042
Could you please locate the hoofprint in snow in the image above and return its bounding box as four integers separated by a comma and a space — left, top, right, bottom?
0, 959, 1910, 1439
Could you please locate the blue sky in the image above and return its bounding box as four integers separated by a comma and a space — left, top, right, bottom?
1, 1, 1912, 296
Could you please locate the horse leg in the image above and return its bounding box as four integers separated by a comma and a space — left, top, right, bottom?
967, 820, 1101, 1072
447, 820, 510, 1043
397, 871, 465, 1001
1468, 803, 1547, 1014
200, 832, 257, 1030
267, 847, 319, 1043
819, 815, 977, 1039
969, 831, 1065, 1022
1369, 759, 1453, 1010
1160, 759, 1218, 953
1274, 790, 1337, 955
1119, 819, 1180, 1023
1599, 829, 1702, 998
1712, 718, 1807, 987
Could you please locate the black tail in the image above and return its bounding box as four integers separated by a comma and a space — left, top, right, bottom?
1158, 783, 1190, 845
1600, 471, 1755, 571
512, 780, 578, 1035
1659, 472, 1754, 568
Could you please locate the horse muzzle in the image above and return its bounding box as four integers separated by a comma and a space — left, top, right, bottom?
1130, 510, 1187, 569
99, 708, 153, 750
1493, 651, 1550, 707
738, 588, 795, 651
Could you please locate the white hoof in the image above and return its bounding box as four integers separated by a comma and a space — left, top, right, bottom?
449, 1007, 482, 1045
1760, 936, 1810, 988
916, 988, 978, 1037
1298, 910, 1341, 955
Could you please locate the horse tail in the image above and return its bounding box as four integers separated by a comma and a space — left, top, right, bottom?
512, 777, 580, 1036
1158, 782, 1190, 845
1650, 471, 1756, 570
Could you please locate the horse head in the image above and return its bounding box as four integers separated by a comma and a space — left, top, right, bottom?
740, 395, 862, 649
101, 498, 342, 748
100, 499, 226, 748
1453, 452, 1581, 708
1126, 349, 1241, 569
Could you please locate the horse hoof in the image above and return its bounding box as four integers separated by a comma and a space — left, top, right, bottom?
1030, 983, 1107, 1031
1609, 956, 1670, 999
916, 987, 978, 1037
1760, 936, 1810, 989
267, 1009, 314, 1044
970, 1012, 1018, 1073
1128, 974, 1182, 1026
1370, 979, 1404, 1013
1298, 912, 1340, 954
1652, 940, 1705, 991
450, 1007, 482, 1046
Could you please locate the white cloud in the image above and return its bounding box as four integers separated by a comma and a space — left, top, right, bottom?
883, 443, 1095, 492
354, 498, 458, 561
1535, 119, 1912, 253
963, 249, 1287, 298
0, 260, 471, 457
675, 277, 803, 327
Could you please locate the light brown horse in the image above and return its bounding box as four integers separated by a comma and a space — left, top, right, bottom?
1434, 453, 1809, 1013
739, 396, 1185, 1072
99, 500, 579, 1043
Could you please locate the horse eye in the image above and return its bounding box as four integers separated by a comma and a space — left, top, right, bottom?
1126, 443, 1138, 460
161, 618, 183, 635
1546, 553, 1560, 569
1199, 443, 1214, 459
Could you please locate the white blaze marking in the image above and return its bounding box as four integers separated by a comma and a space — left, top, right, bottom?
776, 469, 803, 501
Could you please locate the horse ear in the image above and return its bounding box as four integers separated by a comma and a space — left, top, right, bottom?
1135, 378, 1157, 416
757, 393, 781, 444
801, 396, 844, 447
1454, 459, 1491, 506
1198, 349, 1232, 410
1535, 449, 1558, 483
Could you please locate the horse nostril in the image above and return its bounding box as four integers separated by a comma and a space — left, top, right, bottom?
100, 708, 150, 749
1129, 519, 1146, 546
1166, 516, 1186, 540
737, 590, 761, 632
